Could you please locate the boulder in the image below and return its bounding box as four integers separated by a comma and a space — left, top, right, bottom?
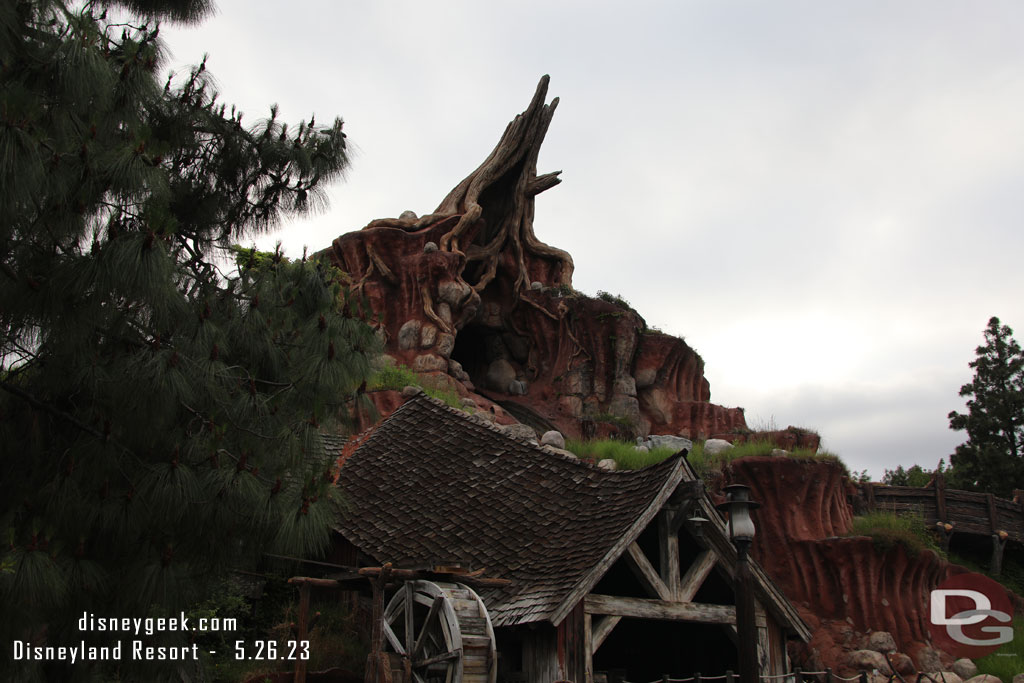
844, 650, 891, 675
400, 385, 422, 398
910, 645, 945, 673
485, 359, 516, 393
638, 434, 693, 453
541, 431, 566, 449
932, 675, 962, 683
420, 323, 438, 348
397, 320, 422, 351
508, 379, 528, 396
888, 653, 914, 676
500, 423, 537, 443
543, 445, 578, 460
423, 241, 438, 253
399, 210, 418, 221
412, 354, 447, 373
952, 660, 978, 680
703, 438, 734, 455
964, 677, 1001, 683
597, 458, 617, 471
1013, 675, 1024, 683
867, 631, 897, 654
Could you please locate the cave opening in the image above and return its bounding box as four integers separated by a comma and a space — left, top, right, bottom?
451, 324, 494, 387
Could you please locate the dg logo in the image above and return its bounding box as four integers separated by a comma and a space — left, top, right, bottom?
928, 572, 1014, 659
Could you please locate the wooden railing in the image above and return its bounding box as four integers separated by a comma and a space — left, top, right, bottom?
855, 474, 1024, 573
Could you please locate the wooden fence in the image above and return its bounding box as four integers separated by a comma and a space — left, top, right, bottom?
857, 474, 1024, 573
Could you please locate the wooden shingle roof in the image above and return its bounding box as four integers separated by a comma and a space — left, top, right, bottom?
334, 393, 685, 627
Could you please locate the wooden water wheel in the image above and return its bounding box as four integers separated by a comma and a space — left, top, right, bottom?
382, 580, 497, 683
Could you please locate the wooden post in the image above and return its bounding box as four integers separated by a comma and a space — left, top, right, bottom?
992, 533, 1008, 576
987, 493, 999, 534
726, 671, 735, 683
859, 672, 868, 683
793, 667, 801, 682
365, 563, 393, 683
935, 473, 947, 523
294, 582, 311, 683
824, 667, 833, 682
864, 483, 876, 511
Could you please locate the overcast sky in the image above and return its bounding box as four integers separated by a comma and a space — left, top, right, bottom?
161, 1, 1024, 479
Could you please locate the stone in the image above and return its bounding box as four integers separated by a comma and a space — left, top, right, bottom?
771, 448, 789, 456
844, 650, 891, 675
888, 653, 914, 676
912, 645, 945, 673
398, 210, 418, 220
964, 677, 1000, 683
867, 631, 897, 654
639, 434, 693, 453
952, 660, 978, 680
1013, 675, 1024, 683
541, 430, 566, 449
412, 354, 447, 373
635, 445, 649, 453
635, 367, 657, 388
486, 358, 517, 392
436, 333, 455, 358
400, 385, 422, 398
460, 397, 478, 408
597, 458, 617, 471
508, 380, 528, 396
500, 423, 537, 443
530, 281, 543, 290
397, 319, 422, 351
423, 241, 438, 253
703, 438, 734, 455
437, 302, 452, 325
420, 323, 438, 348
448, 359, 470, 382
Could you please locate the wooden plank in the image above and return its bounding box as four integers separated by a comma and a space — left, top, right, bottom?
678, 550, 717, 603
658, 512, 681, 599
625, 542, 673, 601
591, 615, 622, 653
584, 594, 736, 625
864, 482, 876, 511
411, 595, 445, 659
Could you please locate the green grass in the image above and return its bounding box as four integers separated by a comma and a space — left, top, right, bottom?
565, 439, 678, 469
973, 616, 1024, 680
685, 439, 846, 480
847, 510, 943, 557
367, 363, 467, 411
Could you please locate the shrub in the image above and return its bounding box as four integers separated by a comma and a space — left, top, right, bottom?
596, 290, 632, 310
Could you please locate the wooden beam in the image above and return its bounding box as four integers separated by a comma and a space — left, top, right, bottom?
679, 550, 717, 602
592, 615, 622, 653
658, 513, 681, 599
935, 473, 947, 523
625, 542, 673, 601
585, 594, 736, 625
583, 612, 593, 682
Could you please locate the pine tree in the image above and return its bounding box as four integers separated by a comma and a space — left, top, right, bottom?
0, 1, 378, 678
948, 317, 1024, 497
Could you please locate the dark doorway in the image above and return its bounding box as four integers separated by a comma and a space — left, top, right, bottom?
592, 618, 738, 680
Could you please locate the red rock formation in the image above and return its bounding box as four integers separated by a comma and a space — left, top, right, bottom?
725, 457, 1008, 672
318, 77, 745, 440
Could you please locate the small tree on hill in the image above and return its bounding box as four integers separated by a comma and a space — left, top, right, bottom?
948, 317, 1024, 497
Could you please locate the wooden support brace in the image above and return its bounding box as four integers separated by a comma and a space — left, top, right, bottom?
624, 541, 673, 601
678, 550, 717, 603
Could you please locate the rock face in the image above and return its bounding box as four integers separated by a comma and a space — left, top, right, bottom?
725, 457, 991, 674
318, 77, 746, 441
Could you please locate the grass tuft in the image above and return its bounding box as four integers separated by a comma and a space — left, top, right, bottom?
565, 439, 678, 469
847, 510, 943, 557
367, 363, 467, 411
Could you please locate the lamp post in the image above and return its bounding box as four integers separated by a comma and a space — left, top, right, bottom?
717, 484, 760, 683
